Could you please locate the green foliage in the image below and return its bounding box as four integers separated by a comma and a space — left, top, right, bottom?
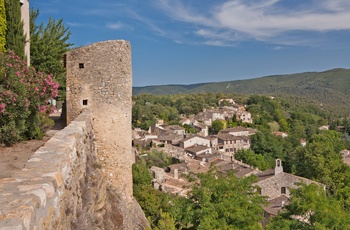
183, 124, 197, 134
188, 172, 265, 229
0, 0, 6, 52
132, 93, 244, 130
30, 9, 72, 100
0, 51, 59, 146
133, 159, 267, 229
294, 131, 347, 195
4, 0, 25, 59
141, 149, 173, 168
267, 183, 350, 229
235, 149, 271, 170
209, 119, 226, 135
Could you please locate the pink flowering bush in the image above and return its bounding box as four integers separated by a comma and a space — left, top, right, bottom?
0, 51, 59, 146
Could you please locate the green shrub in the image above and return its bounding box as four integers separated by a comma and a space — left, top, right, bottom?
0, 50, 59, 145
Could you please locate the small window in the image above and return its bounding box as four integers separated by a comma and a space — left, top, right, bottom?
83, 99, 88, 106
281, 187, 286, 194
79, 63, 84, 69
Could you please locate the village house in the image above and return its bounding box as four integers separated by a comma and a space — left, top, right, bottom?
179, 117, 192, 126
216, 133, 250, 156
255, 159, 325, 226
192, 121, 209, 137
300, 139, 307, 147
149, 160, 210, 197
256, 159, 324, 199
218, 98, 235, 106
185, 145, 212, 157
219, 126, 256, 136
273, 131, 288, 138
340, 149, 350, 166
213, 158, 259, 177
236, 111, 253, 123
152, 133, 183, 145
319, 125, 329, 131
179, 135, 211, 149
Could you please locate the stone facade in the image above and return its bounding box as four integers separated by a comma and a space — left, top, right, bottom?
256, 159, 324, 199
65, 40, 133, 201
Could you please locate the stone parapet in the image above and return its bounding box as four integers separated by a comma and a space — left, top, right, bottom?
0, 110, 97, 229
0, 110, 148, 229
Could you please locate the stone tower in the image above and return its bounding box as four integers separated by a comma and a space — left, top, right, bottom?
65, 40, 133, 199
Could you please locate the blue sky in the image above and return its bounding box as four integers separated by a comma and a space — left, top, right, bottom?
31, 0, 350, 86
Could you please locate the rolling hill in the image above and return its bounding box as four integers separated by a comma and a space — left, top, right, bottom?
133, 68, 350, 115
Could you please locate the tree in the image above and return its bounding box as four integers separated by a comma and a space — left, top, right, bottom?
4, 0, 25, 59
209, 119, 226, 135
294, 131, 346, 194
188, 172, 266, 229
0, 0, 6, 52
30, 9, 72, 100
267, 183, 350, 229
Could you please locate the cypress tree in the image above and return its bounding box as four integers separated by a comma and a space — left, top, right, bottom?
4, 0, 25, 59
0, 0, 6, 52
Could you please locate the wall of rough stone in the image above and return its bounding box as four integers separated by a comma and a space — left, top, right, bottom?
0, 110, 148, 229
256, 172, 323, 199
65, 40, 133, 201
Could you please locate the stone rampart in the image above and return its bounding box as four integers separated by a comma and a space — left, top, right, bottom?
0, 110, 148, 229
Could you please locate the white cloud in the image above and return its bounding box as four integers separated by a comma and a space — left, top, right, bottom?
106, 22, 126, 30
67, 22, 84, 27
153, 0, 350, 46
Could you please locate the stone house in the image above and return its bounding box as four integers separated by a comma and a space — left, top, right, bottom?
192, 121, 208, 137
179, 135, 211, 149
256, 159, 325, 226
153, 133, 183, 145
185, 145, 212, 156
340, 149, 350, 166
256, 159, 325, 199
273, 131, 288, 138
219, 126, 256, 136
236, 111, 253, 123
216, 133, 250, 156
218, 98, 235, 106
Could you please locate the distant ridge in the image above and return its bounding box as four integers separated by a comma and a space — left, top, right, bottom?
133, 68, 350, 116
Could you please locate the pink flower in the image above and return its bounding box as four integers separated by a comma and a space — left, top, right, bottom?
0, 103, 5, 113
15, 71, 20, 76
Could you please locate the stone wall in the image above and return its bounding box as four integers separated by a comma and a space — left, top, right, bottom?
0, 110, 148, 229
65, 40, 133, 200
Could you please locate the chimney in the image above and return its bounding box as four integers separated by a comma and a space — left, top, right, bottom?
174, 168, 179, 179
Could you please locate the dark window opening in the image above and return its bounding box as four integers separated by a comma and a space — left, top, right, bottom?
281, 187, 286, 194
79, 63, 84, 69
83, 99, 88, 106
